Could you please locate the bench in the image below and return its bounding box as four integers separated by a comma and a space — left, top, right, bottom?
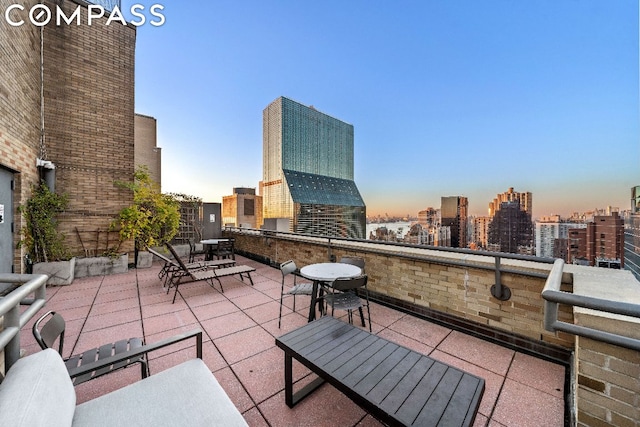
275, 316, 485, 427
0, 329, 248, 427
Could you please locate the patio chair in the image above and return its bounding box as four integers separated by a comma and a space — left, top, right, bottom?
215, 239, 235, 260
164, 242, 255, 303
339, 255, 365, 272
188, 239, 207, 262
322, 275, 372, 332
278, 260, 314, 328
148, 247, 235, 287
32, 310, 148, 385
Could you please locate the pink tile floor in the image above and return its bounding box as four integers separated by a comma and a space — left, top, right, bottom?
20, 255, 566, 426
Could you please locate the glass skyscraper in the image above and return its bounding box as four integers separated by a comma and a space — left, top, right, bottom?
262, 97, 366, 238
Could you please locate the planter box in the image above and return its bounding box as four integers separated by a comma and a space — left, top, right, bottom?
136, 251, 153, 268
74, 254, 128, 278
168, 244, 190, 260
33, 258, 76, 286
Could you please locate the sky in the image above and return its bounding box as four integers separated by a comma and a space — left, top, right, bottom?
123, 0, 639, 219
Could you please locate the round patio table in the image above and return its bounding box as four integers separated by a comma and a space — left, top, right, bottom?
300, 262, 362, 322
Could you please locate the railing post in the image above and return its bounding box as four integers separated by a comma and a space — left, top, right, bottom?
491, 256, 511, 301
328, 238, 335, 262
0, 273, 48, 372
4, 306, 21, 370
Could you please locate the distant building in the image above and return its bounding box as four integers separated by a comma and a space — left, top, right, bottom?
404, 223, 423, 245
441, 196, 468, 248
535, 215, 586, 258
553, 238, 569, 261
487, 188, 534, 254
262, 97, 366, 238
134, 113, 162, 187
403, 222, 450, 246
471, 216, 491, 249
418, 208, 439, 228
488, 201, 534, 254
489, 187, 533, 218
222, 188, 263, 229
567, 207, 619, 223
428, 225, 451, 247
623, 185, 640, 280
568, 212, 624, 268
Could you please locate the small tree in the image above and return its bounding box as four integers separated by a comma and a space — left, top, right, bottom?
19, 182, 70, 263
111, 166, 180, 254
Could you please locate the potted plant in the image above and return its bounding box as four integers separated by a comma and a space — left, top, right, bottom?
19, 182, 75, 285
111, 166, 180, 268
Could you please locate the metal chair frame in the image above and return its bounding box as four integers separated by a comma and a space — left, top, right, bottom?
32, 310, 148, 385
215, 239, 236, 260
323, 275, 372, 332
278, 260, 314, 328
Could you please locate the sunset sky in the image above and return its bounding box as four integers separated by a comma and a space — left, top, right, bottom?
126, 1, 639, 218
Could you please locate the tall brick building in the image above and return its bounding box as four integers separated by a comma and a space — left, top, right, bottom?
222, 187, 263, 229
134, 113, 161, 187
0, 0, 137, 273
567, 212, 625, 268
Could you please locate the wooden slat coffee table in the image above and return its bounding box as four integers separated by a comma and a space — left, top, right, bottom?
276, 316, 485, 427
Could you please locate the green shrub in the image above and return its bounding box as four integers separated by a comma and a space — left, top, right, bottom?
111, 166, 180, 252
19, 182, 70, 263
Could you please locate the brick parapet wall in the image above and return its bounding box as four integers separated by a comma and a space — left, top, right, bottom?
576, 337, 639, 427
227, 231, 575, 350
573, 286, 640, 427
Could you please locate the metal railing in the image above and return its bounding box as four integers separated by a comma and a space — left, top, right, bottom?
226, 226, 557, 301
0, 274, 48, 372
542, 259, 640, 351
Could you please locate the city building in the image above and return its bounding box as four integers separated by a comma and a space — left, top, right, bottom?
403, 223, 423, 245
535, 215, 586, 258
470, 216, 491, 249
568, 212, 625, 268
0, 0, 137, 273
488, 201, 534, 254
489, 187, 533, 217
440, 196, 468, 248
261, 96, 365, 238
417, 207, 439, 228
487, 188, 534, 254
222, 187, 263, 229
134, 113, 162, 187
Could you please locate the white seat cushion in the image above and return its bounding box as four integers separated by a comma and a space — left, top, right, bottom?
73, 358, 247, 427
0, 349, 76, 427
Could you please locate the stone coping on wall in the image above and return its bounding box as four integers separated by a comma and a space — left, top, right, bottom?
297, 235, 557, 275
569, 265, 640, 338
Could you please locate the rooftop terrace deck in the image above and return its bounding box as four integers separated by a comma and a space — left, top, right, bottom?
19, 256, 566, 426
